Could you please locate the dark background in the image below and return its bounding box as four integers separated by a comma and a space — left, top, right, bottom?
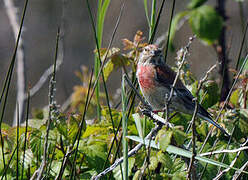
0, 0, 246, 124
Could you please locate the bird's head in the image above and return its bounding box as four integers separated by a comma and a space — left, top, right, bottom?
138, 44, 163, 65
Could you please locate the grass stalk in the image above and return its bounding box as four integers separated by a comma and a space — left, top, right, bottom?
36, 28, 60, 180
0, 0, 29, 175
149, 0, 157, 41
164, 0, 176, 62
70, 69, 93, 179
21, 91, 30, 180
16, 104, 20, 180
121, 74, 128, 180
149, 0, 166, 44
94, 0, 111, 121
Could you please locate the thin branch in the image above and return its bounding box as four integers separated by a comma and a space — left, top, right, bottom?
200, 53, 248, 152
213, 138, 248, 180
92, 124, 162, 180
55, 148, 74, 180
25, 58, 63, 99
232, 161, 248, 180
200, 146, 248, 157
0, 0, 29, 175
24, 4, 65, 99
166, 35, 196, 121
35, 29, 60, 180
70, 69, 94, 179
187, 98, 198, 180
215, 0, 230, 101
85, 0, 125, 112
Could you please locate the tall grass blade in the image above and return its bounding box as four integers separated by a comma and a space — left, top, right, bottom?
149, 0, 166, 44
101, 1, 125, 173
16, 104, 20, 180
1, 146, 17, 180
36, 28, 60, 180
121, 74, 128, 180
149, 0, 157, 41
0, 0, 29, 174
235, 20, 248, 70
70, 69, 93, 180
94, 0, 111, 121
126, 136, 248, 174
143, 0, 150, 25
21, 91, 30, 180
164, 0, 176, 62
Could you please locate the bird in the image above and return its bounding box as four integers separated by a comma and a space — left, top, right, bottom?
136, 44, 229, 136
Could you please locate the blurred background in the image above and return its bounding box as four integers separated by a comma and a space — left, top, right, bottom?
0, 0, 247, 125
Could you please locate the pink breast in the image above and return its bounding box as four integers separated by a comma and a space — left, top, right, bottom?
137, 65, 156, 89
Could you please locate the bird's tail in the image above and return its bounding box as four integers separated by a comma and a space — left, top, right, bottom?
198, 113, 230, 137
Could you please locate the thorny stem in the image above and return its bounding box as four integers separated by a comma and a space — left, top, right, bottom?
165, 35, 196, 121
187, 98, 198, 180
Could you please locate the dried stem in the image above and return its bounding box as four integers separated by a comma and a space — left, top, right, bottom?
232, 161, 248, 180
213, 138, 248, 180
200, 53, 248, 152
200, 146, 248, 156
187, 62, 217, 179
4, 0, 26, 125
187, 98, 198, 180
92, 124, 162, 180
166, 35, 196, 121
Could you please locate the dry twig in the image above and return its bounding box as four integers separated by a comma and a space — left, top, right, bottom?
92, 124, 162, 180
213, 138, 248, 180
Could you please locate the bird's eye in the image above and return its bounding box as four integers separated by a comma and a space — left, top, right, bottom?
144, 48, 148, 52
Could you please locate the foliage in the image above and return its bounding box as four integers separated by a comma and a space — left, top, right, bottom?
1, 0, 248, 179
170, 0, 223, 47
1, 29, 248, 178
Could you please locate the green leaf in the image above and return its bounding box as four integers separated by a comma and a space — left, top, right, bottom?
102, 106, 122, 126
189, 5, 223, 44
143, 0, 150, 24
133, 113, 144, 138
96, 0, 111, 46
126, 135, 248, 174
81, 142, 107, 171
172, 128, 187, 146
149, 155, 159, 170
238, 57, 248, 72
172, 172, 187, 180
157, 151, 173, 169
200, 80, 220, 108
99, 48, 130, 80
187, 0, 207, 9
230, 89, 241, 106
239, 109, 248, 134
80, 170, 98, 180
158, 130, 173, 151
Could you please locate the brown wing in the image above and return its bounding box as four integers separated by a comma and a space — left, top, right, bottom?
155, 64, 186, 89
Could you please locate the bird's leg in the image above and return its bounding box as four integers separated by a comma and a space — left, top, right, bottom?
139, 102, 152, 113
